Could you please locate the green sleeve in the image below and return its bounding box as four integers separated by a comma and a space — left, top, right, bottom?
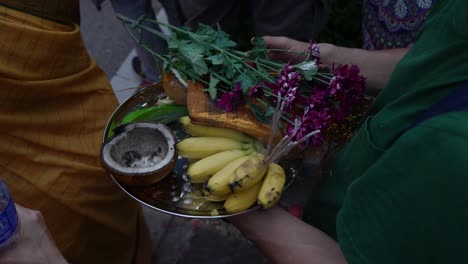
336, 112, 468, 264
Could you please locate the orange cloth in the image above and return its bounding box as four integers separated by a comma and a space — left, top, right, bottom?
0, 5, 151, 264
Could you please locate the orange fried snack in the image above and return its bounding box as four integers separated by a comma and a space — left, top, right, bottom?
186, 81, 282, 145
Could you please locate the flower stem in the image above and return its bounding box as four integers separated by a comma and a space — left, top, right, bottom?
211, 72, 233, 86
316, 72, 333, 79
211, 46, 275, 83
256, 48, 308, 55
266, 98, 283, 155
255, 98, 294, 125
231, 50, 284, 70
139, 16, 192, 36
313, 76, 331, 85
117, 14, 169, 40
123, 20, 210, 86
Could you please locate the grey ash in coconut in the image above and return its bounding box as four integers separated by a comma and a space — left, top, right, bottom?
101, 122, 177, 186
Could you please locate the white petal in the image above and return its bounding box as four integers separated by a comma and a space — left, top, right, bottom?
299, 61, 318, 71
417, 0, 432, 9
394, 0, 408, 19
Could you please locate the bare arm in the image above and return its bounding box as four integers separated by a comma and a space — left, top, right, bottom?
229, 206, 347, 264
320, 44, 408, 95
263, 36, 409, 94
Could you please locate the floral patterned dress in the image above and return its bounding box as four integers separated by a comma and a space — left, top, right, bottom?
362, 0, 436, 50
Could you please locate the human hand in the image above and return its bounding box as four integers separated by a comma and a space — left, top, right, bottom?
263, 36, 337, 69
263, 36, 309, 64
0, 204, 68, 264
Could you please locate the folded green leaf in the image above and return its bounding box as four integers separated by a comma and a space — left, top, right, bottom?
120, 104, 189, 125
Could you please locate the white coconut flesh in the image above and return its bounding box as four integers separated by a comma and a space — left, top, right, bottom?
102, 123, 176, 175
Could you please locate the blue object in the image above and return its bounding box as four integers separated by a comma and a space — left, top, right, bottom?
0, 180, 19, 250
410, 82, 468, 129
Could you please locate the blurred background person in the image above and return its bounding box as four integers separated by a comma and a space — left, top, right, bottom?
0, 1, 152, 263
94, 0, 332, 85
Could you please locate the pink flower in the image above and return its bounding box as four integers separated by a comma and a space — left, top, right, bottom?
274, 64, 301, 111
216, 82, 244, 112
282, 86, 298, 112
327, 64, 366, 122
276, 65, 300, 92
286, 107, 331, 147
249, 82, 266, 98
307, 89, 328, 110
308, 40, 320, 64
328, 76, 343, 96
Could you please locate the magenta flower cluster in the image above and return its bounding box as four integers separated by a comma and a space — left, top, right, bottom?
285, 63, 365, 146
328, 65, 366, 122
216, 82, 244, 112
215, 41, 366, 148
275, 65, 301, 111
308, 40, 320, 64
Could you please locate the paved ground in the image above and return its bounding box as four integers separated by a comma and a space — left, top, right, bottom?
79, 1, 317, 263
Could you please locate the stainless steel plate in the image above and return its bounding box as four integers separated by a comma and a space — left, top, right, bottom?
103, 83, 301, 218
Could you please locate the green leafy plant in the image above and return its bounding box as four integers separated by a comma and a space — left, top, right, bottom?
117, 15, 367, 149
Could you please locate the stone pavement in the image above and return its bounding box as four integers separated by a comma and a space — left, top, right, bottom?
79, 1, 318, 263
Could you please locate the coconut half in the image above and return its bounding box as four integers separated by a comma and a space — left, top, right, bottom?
101, 122, 177, 186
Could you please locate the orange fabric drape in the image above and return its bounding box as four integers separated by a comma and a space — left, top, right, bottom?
0, 4, 151, 264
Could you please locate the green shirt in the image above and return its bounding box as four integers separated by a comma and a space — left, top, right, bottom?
304, 0, 468, 263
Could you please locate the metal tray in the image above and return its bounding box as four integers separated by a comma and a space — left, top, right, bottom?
102, 83, 301, 218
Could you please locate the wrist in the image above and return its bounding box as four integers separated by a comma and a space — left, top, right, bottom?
318, 43, 338, 69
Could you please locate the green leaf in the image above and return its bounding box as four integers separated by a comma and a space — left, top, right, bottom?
193, 24, 217, 42
189, 32, 212, 43
192, 58, 208, 75
265, 106, 276, 117
224, 62, 236, 79
207, 54, 224, 65
248, 104, 270, 124
177, 42, 209, 75
179, 42, 204, 62
106, 121, 118, 139
213, 29, 237, 49
215, 38, 237, 49
233, 62, 243, 69
208, 75, 220, 99
297, 62, 318, 81
252, 36, 266, 50
171, 58, 188, 71
235, 72, 255, 93
120, 104, 189, 125
300, 68, 318, 81
249, 37, 268, 60
168, 36, 187, 49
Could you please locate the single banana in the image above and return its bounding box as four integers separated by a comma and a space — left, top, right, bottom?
224, 182, 262, 213
257, 163, 286, 208
206, 155, 252, 196
177, 137, 251, 159
229, 153, 268, 192
180, 116, 252, 143
187, 149, 252, 183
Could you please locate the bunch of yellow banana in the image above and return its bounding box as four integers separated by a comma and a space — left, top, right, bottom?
177, 116, 255, 183
176, 116, 288, 214
221, 155, 286, 213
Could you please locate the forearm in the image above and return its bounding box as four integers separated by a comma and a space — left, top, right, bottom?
320, 44, 409, 93
229, 207, 347, 264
